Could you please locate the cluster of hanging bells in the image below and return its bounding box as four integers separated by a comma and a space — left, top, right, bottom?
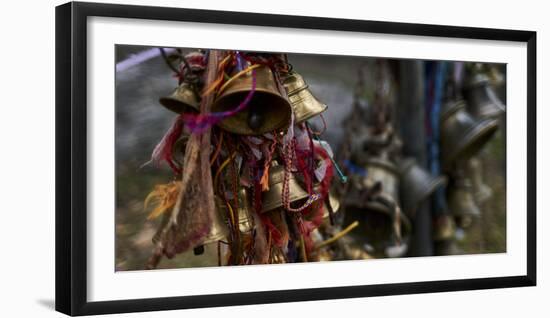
148, 50, 355, 267
147, 52, 505, 268
339, 82, 449, 258
434, 63, 505, 249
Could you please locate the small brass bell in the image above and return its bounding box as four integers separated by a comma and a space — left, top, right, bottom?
215, 189, 255, 234
433, 214, 456, 241
440, 98, 498, 171
212, 65, 292, 135
467, 157, 493, 204
171, 134, 189, 168
198, 197, 230, 246
464, 71, 505, 120
159, 83, 200, 114
283, 72, 328, 124
448, 174, 481, 229
235, 187, 255, 233
399, 158, 447, 217
260, 162, 310, 213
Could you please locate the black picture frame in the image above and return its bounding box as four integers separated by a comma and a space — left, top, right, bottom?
55, 1, 537, 316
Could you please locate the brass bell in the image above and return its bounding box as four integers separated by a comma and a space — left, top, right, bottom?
343, 200, 411, 258
159, 83, 200, 114
464, 71, 505, 120
467, 157, 492, 204
235, 187, 255, 233
198, 197, 230, 246
283, 72, 328, 124
440, 98, 499, 171
212, 65, 292, 135
261, 162, 310, 213
433, 214, 456, 241
215, 188, 255, 234
399, 158, 447, 217
447, 173, 481, 229
363, 158, 400, 213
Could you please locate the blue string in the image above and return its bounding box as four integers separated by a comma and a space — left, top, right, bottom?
426, 61, 448, 215
343, 159, 368, 177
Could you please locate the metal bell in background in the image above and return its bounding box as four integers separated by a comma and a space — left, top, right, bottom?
447, 172, 481, 229
434, 239, 462, 256
467, 157, 493, 204
440, 98, 499, 171
362, 158, 400, 213
283, 72, 328, 124
343, 201, 411, 258
463, 69, 505, 120
212, 65, 292, 135
433, 214, 456, 242
398, 158, 447, 217
159, 83, 200, 114
260, 162, 310, 213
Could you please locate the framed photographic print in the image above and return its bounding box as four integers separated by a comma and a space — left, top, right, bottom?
55, 1, 536, 316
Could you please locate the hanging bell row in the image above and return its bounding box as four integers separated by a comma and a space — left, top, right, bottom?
159, 67, 327, 135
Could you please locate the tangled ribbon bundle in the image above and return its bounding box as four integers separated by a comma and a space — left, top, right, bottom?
143, 49, 345, 268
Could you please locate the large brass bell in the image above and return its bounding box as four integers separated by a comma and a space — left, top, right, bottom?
448, 173, 481, 229
283, 72, 328, 124
440, 98, 498, 171
343, 197, 411, 258
464, 71, 505, 120
159, 83, 200, 114
212, 65, 292, 135
261, 162, 310, 213
399, 158, 447, 217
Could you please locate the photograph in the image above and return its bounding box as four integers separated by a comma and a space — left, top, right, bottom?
114, 46, 506, 271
